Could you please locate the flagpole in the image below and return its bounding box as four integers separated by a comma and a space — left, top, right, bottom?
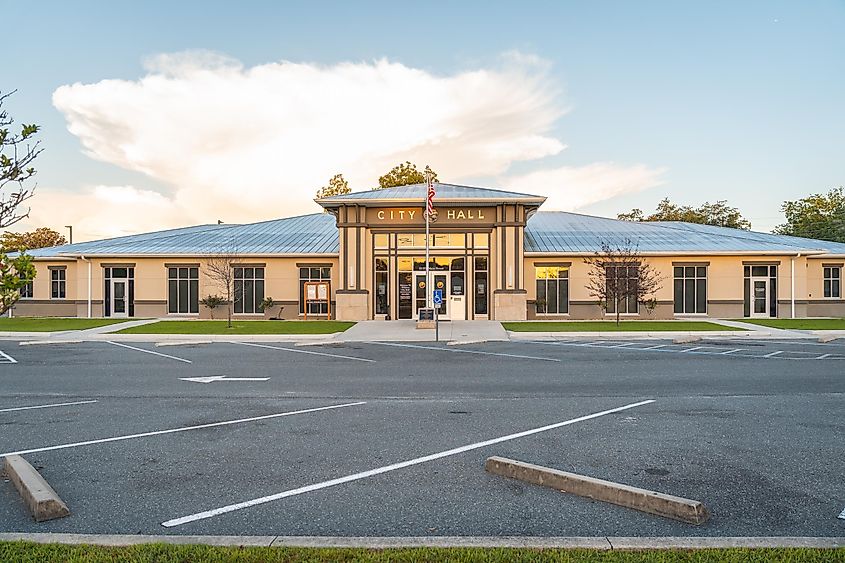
425, 172, 431, 311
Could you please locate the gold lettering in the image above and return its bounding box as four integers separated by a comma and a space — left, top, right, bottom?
467, 210, 476, 219
377, 210, 385, 220
447, 210, 456, 219
408, 210, 415, 220
398, 210, 405, 219
478, 210, 484, 220
457, 210, 466, 219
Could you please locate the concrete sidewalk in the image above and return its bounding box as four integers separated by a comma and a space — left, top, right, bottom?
335, 320, 509, 343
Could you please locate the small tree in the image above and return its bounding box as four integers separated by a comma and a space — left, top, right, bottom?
377, 162, 438, 189
0, 253, 35, 315
315, 174, 350, 199
773, 186, 845, 243
617, 198, 751, 230
584, 239, 663, 326
200, 294, 226, 320
1, 91, 42, 229
204, 245, 240, 328
260, 296, 284, 319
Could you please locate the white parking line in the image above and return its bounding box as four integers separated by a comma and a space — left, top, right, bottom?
372, 341, 560, 362
682, 346, 705, 353
1, 401, 365, 457
816, 354, 831, 360
0, 350, 17, 363
764, 350, 783, 358
539, 340, 844, 361
839, 507, 845, 520
161, 398, 654, 527
720, 349, 744, 355
234, 341, 375, 363
106, 341, 192, 363
0, 399, 98, 413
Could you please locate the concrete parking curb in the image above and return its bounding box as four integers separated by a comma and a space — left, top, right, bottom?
18, 340, 83, 346
485, 456, 709, 525
2, 456, 70, 522
0, 533, 841, 548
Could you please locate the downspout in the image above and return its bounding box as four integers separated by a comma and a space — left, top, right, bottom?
81, 255, 92, 318
791, 253, 800, 319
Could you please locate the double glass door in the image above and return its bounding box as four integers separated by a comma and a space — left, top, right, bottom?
415, 273, 447, 318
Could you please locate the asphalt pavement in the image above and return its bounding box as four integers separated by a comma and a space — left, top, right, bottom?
0, 338, 843, 538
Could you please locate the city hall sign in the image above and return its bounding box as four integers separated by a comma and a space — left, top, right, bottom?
372, 207, 495, 225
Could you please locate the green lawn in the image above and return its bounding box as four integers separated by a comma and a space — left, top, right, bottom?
0, 543, 839, 563
0, 317, 132, 332
732, 318, 845, 330
503, 321, 743, 332
116, 320, 355, 334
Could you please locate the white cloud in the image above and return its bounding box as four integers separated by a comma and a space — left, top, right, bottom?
502, 162, 667, 211
22, 185, 186, 241
51, 52, 567, 233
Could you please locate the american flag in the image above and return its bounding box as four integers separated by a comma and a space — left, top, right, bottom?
426, 174, 435, 217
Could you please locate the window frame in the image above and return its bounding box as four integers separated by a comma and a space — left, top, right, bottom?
673, 265, 708, 315
823, 265, 841, 299
167, 266, 200, 315
534, 265, 570, 315
18, 271, 34, 299
50, 267, 67, 300
604, 265, 639, 315
299, 266, 331, 315
233, 266, 265, 315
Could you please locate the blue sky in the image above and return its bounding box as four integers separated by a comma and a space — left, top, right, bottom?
4, 1, 844, 240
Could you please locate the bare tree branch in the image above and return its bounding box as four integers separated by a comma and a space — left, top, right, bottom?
203, 241, 242, 328
583, 238, 664, 325
1, 90, 43, 229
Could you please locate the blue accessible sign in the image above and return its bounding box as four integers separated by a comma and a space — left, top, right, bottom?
432, 289, 443, 306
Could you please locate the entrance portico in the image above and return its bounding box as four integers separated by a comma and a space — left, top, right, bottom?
317, 183, 546, 321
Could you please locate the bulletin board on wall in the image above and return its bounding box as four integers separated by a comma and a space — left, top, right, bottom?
303, 281, 331, 320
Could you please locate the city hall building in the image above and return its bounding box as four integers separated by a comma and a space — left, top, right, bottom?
14, 183, 845, 321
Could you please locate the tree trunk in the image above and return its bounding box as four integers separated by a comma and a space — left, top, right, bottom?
615, 297, 621, 326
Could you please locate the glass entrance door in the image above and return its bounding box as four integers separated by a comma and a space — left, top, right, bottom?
750, 277, 768, 317
111, 280, 128, 318
415, 273, 448, 319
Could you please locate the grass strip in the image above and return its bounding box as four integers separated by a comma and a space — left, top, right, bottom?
116, 320, 355, 334
731, 318, 845, 330
503, 321, 743, 332
0, 543, 841, 562
0, 317, 133, 332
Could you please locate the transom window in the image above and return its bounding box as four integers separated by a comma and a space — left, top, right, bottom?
674, 266, 707, 314
605, 265, 638, 314
168, 267, 199, 314
396, 233, 465, 248
234, 267, 265, 314
824, 266, 841, 298
300, 267, 331, 315
50, 268, 66, 299
535, 266, 569, 314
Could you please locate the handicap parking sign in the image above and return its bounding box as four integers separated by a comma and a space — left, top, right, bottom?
432, 289, 443, 306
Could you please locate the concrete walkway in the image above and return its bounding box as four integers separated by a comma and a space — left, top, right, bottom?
335, 320, 509, 343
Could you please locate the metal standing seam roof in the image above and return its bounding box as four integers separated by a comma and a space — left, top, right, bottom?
523, 212, 845, 255
25, 213, 340, 257
21, 209, 845, 259
317, 182, 546, 203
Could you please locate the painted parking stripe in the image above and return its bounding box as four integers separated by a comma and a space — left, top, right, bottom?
161, 398, 654, 527
682, 346, 705, 353
1, 401, 364, 457
839, 507, 845, 520
0, 399, 98, 413
538, 340, 845, 361
720, 348, 744, 355
234, 341, 375, 363
373, 341, 560, 362
764, 350, 783, 358
816, 353, 831, 360
0, 350, 17, 363
106, 341, 192, 363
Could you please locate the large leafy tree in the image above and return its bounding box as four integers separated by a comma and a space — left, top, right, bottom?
1, 227, 67, 252
377, 162, 438, 189
315, 173, 350, 199
773, 187, 845, 243
0, 91, 42, 314
618, 198, 751, 230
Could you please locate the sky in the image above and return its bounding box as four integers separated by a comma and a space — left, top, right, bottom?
3, 0, 844, 241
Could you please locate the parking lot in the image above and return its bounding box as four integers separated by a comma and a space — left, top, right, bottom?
1, 336, 843, 537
